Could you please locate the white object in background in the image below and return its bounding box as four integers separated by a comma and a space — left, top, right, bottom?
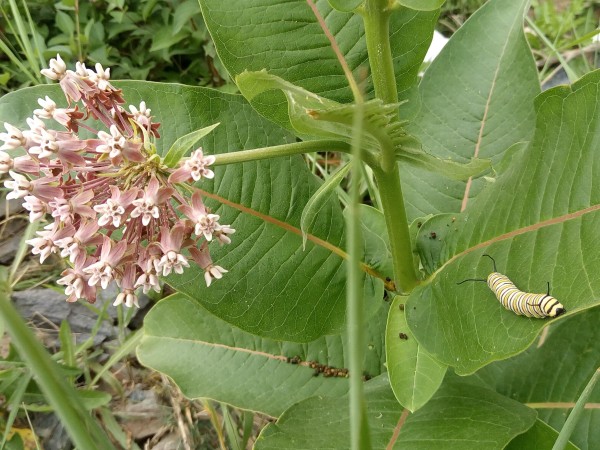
424, 30, 449, 63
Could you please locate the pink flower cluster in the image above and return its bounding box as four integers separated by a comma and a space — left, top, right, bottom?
0, 55, 234, 307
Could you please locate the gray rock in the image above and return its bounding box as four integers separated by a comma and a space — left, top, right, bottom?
31, 413, 72, 450
12, 286, 121, 346
0, 218, 27, 264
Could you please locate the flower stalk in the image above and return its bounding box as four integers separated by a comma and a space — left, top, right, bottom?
212, 140, 351, 166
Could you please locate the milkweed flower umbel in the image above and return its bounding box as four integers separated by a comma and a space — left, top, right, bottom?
1, 55, 235, 307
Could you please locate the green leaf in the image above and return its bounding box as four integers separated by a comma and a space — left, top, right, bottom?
138, 293, 388, 417
386, 296, 446, 412
0, 72, 11, 86
406, 69, 600, 375
401, 0, 540, 220
235, 69, 392, 144
398, 377, 536, 449
4, 432, 24, 450
199, 0, 438, 124
400, 150, 490, 181
506, 420, 580, 450
415, 213, 460, 275
473, 309, 600, 450
255, 375, 399, 449
172, 0, 201, 34
394, 0, 444, 11
149, 27, 188, 52
55, 10, 75, 36
58, 320, 75, 371
76, 389, 113, 410
355, 205, 394, 281
0, 82, 378, 342
237, 71, 489, 179
235, 69, 341, 134
255, 375, 536, 449
328, 0, 363, 12
301, 163, 350, 249
162, 122, 220, 167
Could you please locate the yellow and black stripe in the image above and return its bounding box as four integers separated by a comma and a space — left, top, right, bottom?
457, 254, 566, 319
486, 272, 565, 318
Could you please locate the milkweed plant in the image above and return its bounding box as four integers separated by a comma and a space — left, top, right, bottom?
1, 0, 599, 449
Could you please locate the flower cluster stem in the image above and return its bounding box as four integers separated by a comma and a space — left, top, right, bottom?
212, 140, 351, 166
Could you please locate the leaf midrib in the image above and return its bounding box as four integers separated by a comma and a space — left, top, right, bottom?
145, 334, 289, 361
433, 203, 600, 281
460, 7, 524, 212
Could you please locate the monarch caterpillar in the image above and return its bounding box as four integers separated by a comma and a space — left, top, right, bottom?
457, 254, 566, 318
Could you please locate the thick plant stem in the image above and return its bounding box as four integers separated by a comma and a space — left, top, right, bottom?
361, 0, 398, 107
374, 166, 418, 292
361, 0, 417, 292
0, 273, 115, 450
212, 140, 351, 166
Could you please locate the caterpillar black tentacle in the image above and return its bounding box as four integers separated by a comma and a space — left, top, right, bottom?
457, 255, 566, 319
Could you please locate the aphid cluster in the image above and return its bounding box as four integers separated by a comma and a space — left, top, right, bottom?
307, 360, 349, 378
285, 355, 350, 378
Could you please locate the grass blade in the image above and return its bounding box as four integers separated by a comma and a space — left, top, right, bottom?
552, 367, 600, 450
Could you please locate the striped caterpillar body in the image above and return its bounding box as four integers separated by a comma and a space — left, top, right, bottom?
486, 272, 565, 318
458, 255, 566, 319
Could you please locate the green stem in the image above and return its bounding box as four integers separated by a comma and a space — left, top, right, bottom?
0, 273, 115, 450
360, 0, 398, 106
360, 0, 417, 292
212, 140, 351, 166
347, 91, 372, 450
373, 166, 418, 292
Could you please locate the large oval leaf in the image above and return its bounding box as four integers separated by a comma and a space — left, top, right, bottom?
473, 309, 600, 450
199, 0, 438, 126
138, 292, 388, 417
255, 375, 536, 449
506, 420, 579, 450
402, 0, 540, 220
0, 82, 386, 342
406, 69, 600, 374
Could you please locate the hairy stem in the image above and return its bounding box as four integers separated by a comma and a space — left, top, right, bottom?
374, 166, 418, 292
360, 0, 398, 107
360, 0, 417, 292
